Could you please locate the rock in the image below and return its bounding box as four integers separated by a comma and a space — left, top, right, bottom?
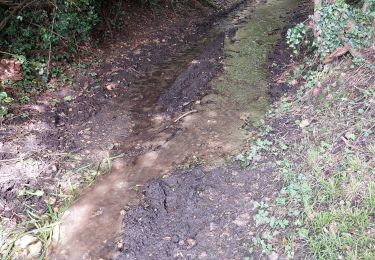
28, 241, 42, 257
268, 251, 279, 260
15, 234, 38, 249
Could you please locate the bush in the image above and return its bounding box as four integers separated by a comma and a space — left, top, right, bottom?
286, 0, 375, 59
0, 0, 101, 117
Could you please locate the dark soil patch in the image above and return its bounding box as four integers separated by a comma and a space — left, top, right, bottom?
158, 32, 225, 112
118, 164, 278, 260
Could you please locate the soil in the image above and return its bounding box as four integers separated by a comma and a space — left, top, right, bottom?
119, 164, 277, 260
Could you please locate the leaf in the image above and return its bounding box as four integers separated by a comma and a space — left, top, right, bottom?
34, 190, 44, 196
298, 228, 309, 239
63, 95, 73, 102
0, 92, 7, 101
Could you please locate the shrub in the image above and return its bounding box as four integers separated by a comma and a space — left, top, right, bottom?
286, 0, 375, 60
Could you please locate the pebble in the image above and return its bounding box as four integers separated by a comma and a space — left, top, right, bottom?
198, 251, 208, 259
28, 241, 42, 257
15, 234, 38, 249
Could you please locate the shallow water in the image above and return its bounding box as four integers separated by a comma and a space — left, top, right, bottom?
50, 0, 299, 258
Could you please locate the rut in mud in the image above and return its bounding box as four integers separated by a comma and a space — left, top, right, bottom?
49, 0, 302, 259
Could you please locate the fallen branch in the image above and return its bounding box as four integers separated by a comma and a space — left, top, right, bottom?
338, 34, 363, 60
173, 110, 198, 123
340, 136, 365, 153
323, 46, 349, 64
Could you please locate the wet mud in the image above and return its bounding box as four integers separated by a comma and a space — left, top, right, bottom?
118, 0, 304, 259
49, 0, 302, 259
119, 165, 277, 260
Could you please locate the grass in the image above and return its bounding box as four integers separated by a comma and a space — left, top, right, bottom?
242, 57, 375, 258
0, 153, 124, 259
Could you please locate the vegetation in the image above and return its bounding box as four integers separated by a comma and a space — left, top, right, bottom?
0, 0, 101, 119
287, 0, 374, 61
0, 0, 373, 258
237, 0, 375, 258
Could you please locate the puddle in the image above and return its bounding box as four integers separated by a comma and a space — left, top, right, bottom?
50, 0, 299, 258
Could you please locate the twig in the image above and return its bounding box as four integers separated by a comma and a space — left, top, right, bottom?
0, 50, 18, 56
340, 136, 365, 153
323, 46, 348, 64
173, 110, 198, 123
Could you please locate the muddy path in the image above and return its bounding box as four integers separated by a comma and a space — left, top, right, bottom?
49, 0, 302, 259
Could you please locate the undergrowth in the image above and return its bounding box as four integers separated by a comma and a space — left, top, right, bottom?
238, 57, 375, 259
237, 0, 375, 258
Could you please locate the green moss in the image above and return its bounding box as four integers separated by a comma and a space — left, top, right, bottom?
212, 0, 299, 123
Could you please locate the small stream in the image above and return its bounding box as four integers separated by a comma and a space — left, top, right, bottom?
50, 0, 299, 258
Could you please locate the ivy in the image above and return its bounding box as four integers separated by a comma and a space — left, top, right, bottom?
286, 0, 374, 59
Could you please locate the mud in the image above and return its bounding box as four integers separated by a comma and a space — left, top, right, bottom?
49, 1, 261, 259
119, 165, 277, 260
117, 0, 307, 259
0, 0, 245, 221
158, 32, 225, 112
0, 0, 309, 258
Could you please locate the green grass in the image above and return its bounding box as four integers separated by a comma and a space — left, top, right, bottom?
245, 58, 375, 258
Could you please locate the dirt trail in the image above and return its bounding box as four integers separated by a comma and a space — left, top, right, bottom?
49, 0, 300, 258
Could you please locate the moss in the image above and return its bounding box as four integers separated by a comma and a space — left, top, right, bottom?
212, 0, 299, 123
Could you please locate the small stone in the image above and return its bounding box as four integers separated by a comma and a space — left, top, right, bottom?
268, 251, 279, 260
15, 234, 38, 249
186, 238, 196, 249
28, 241, 42, 257
117, 241, 123, 249
299, 119, 310, 128
172, 235, 179, 243
198, 251, 208, 259
51, 165, 57, 172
